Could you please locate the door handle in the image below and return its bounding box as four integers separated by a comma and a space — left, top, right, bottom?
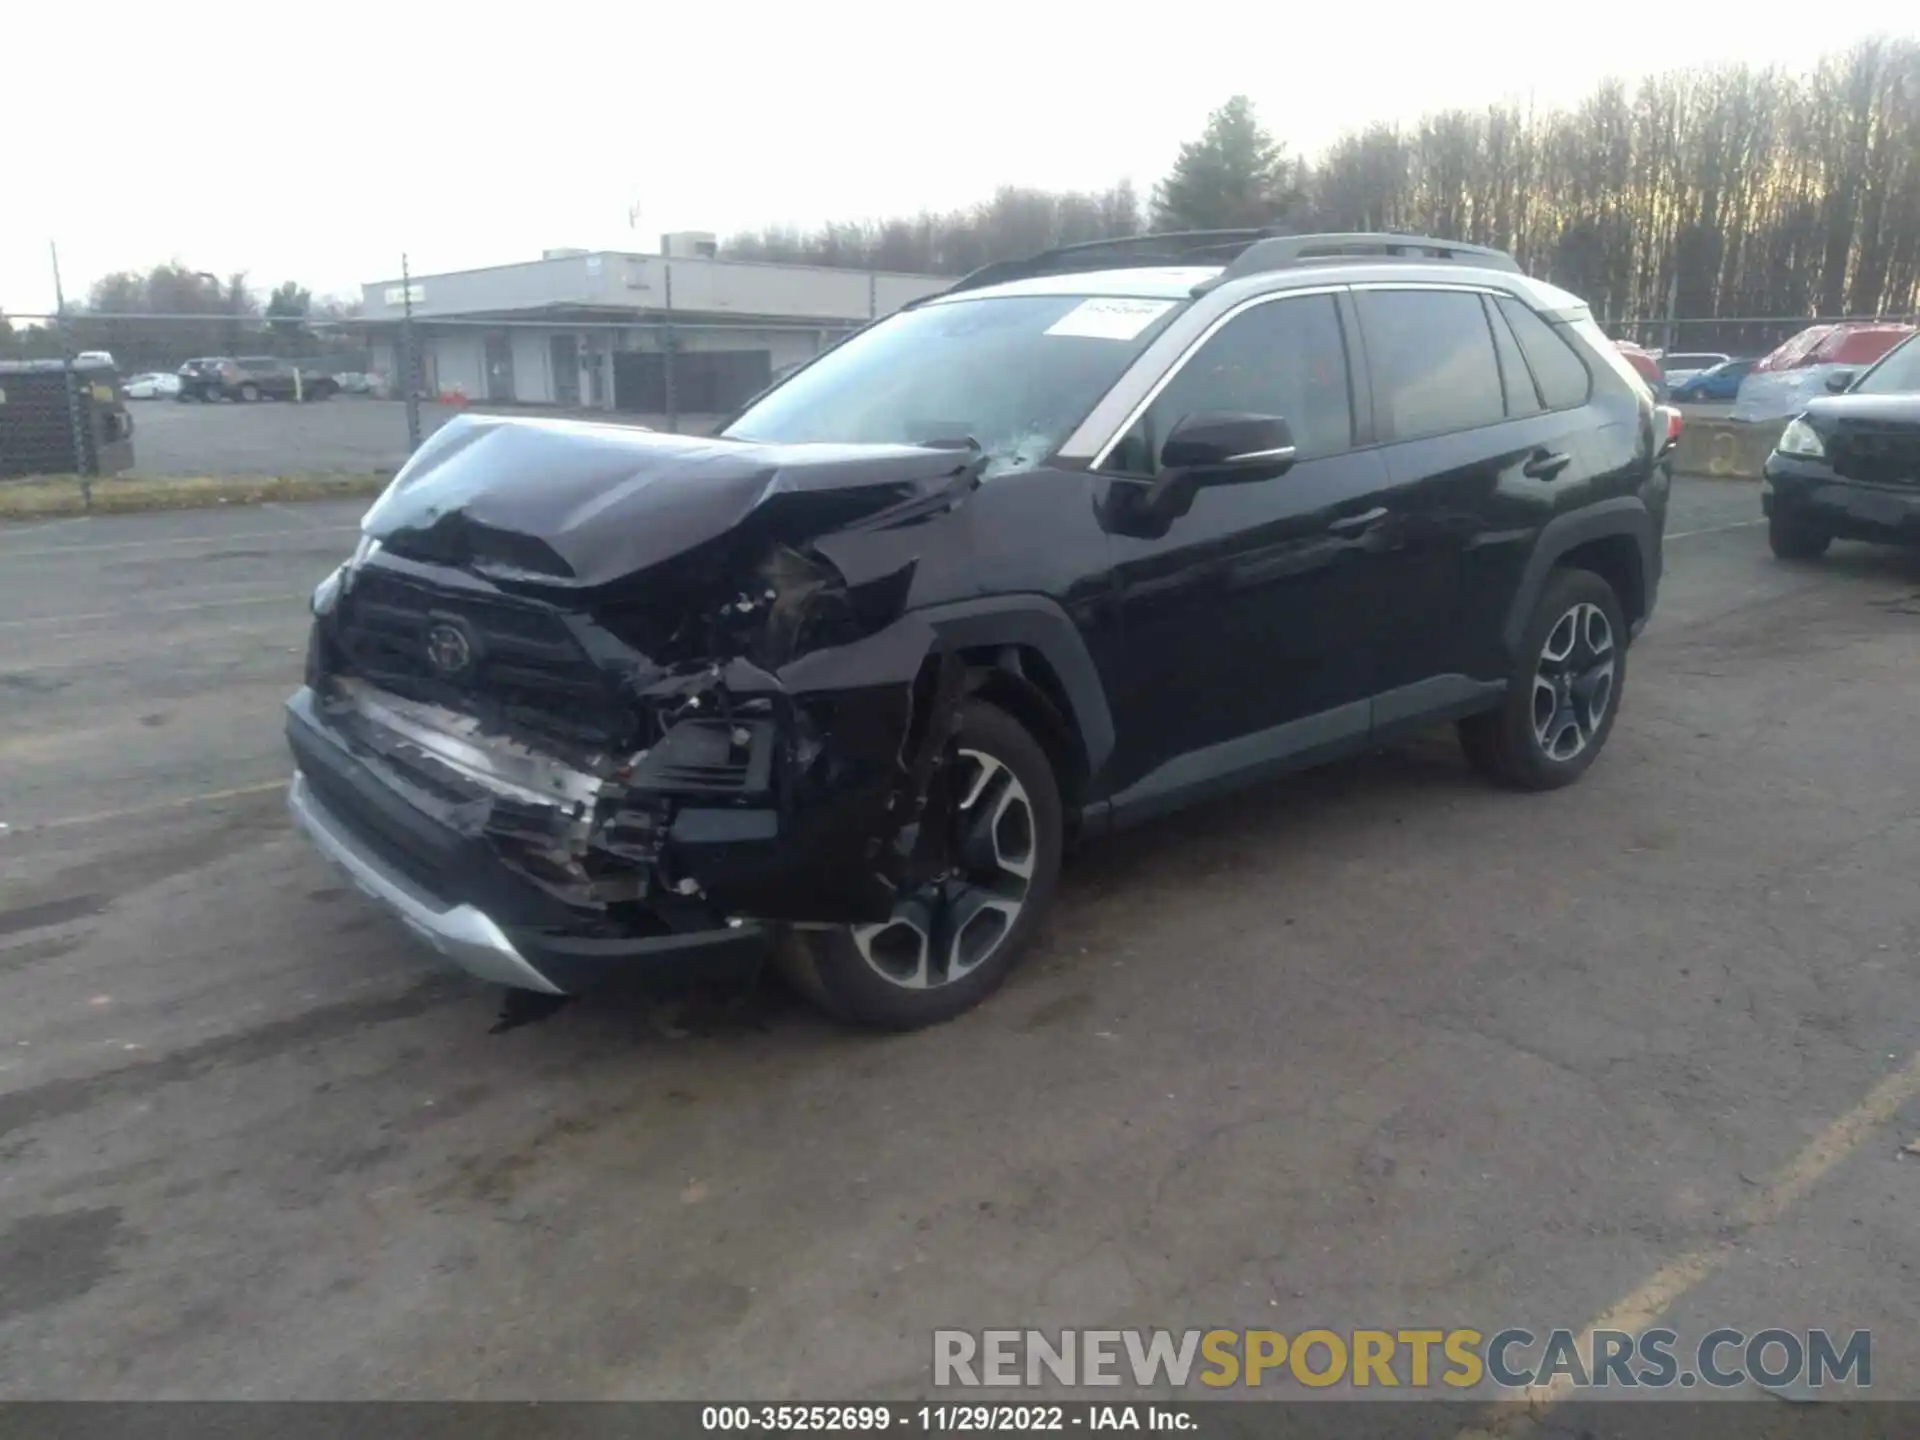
1328, 506, 1388, 535
1523, 449, 1572, 480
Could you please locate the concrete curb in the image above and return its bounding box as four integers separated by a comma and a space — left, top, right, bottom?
0, 473, 389, 520
1671, 418, 1783, 481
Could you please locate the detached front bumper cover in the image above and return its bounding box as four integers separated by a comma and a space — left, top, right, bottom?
286, 612, 965, 994
288, 771, 566, 994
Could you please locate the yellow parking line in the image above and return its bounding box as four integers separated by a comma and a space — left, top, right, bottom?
1462, 1048, 1920, 1433
7, 780, 287, 833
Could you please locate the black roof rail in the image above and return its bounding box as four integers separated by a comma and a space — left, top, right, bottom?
922, 229, 1521, 304
1208, 232, 1521, 287
935, 228, 1291, 298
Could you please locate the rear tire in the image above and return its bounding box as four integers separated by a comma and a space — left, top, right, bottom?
1459, 567, 1627, 792
780, 699, 1063, 1031
238, 383, 260, 402
1768, 514, 1831, 560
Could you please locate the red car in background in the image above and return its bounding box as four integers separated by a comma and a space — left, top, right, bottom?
1733, 321, 1917, 421
1614, 340, 1666, 399
1752, 322, 1914, 374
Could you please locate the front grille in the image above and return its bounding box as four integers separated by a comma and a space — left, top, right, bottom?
1830, 428, 1920, 488
332, 568, 631, 747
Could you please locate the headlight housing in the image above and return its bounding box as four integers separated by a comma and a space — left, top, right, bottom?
313, 533, 379, 616
1777, 417, 1826, 459
311, 564, 345, 617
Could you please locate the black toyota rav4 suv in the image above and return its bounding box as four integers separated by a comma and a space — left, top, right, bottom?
1762, 331, 1920, 559
286, 231, 1673, 1030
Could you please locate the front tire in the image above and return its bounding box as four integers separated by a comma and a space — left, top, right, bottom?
1768, 514, 1831, 560
777, 699, 1063, 1031
1459, 567, 1627, 791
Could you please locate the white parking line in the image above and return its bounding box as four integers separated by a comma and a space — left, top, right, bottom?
3, 779, 288, 833
0, 523, 358, 561
1667, 519, 1765, 541
0, 592, 305, 629
262, 502, 338, 530
0, 515, 91, 539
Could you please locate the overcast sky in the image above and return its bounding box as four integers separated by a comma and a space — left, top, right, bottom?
6, 3, 1909, 314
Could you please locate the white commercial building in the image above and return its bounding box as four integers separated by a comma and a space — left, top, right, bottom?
355, 233, 946, 415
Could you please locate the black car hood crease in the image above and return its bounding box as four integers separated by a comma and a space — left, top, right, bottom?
361, 414, 982, 591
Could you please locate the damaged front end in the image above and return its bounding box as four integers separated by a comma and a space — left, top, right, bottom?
288, 416, 983, 991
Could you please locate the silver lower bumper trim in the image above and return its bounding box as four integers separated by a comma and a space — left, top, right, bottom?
286, 771, 565, 995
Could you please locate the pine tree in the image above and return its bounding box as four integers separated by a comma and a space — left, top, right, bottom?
1151, 96, 1298, 231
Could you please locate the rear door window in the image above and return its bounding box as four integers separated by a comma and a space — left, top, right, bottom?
1355, 289, 1506, 442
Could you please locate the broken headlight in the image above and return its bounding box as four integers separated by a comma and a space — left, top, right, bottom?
311, 564, 345, 617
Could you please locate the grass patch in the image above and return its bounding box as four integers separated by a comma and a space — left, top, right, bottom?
0, 471, 390, 519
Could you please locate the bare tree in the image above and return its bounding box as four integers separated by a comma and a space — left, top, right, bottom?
717, 38, 1920, 347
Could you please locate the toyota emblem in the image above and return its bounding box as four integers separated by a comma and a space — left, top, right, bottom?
424, 620, 475, 678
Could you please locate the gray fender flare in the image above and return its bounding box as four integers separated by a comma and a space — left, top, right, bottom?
1501, 497, 1657, 660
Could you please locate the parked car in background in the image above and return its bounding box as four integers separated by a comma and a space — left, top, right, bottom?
1668, 356, 1757, 403
123, 371, 182, 400
176, 358, 228, 401
1762, 331, 1920, 559
175, 356, 340, 402
1614, 340, 1667, 400
76, 350, 116, 368
1658, 352, 1730, 388
1734, 322, 1917, 422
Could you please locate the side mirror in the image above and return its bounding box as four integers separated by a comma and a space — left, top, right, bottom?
1159, 411, 1297, 485
1825, 369, 1857, 394
1099, 412, 1299, 539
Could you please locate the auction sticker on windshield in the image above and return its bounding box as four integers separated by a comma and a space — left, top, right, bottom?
1044, 298, 1175, 340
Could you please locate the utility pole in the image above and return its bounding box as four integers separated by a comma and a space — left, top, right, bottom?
401, 252, 422, 450
49, 240, 68, 318
50, 240, 92, 501
663, 262, 677, 434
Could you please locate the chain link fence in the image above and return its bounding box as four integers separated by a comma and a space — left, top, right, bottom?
1610, 312, 1918, 360
8, 268, 1914, 493
0, 301, 863, 491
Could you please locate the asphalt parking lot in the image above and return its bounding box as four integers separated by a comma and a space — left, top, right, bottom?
3, 480, 1919, 1405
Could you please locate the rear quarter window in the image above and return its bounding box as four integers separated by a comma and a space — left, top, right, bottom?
1496, 298, 1593, 410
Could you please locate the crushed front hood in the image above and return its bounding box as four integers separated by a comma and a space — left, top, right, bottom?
361, 413, 980, 590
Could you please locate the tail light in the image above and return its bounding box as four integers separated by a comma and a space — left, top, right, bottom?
1656, 405, 1683, 454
